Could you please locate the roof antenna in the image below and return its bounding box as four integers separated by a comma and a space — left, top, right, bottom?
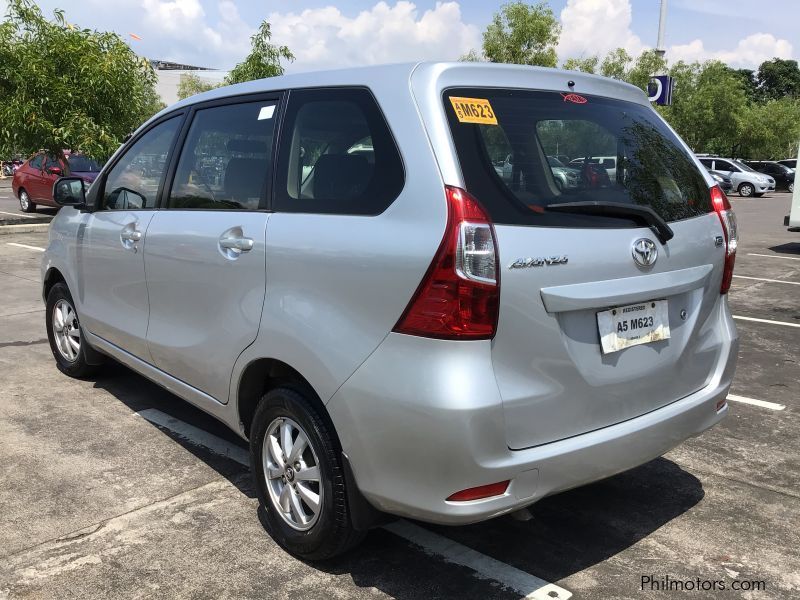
567, 80, 575, 88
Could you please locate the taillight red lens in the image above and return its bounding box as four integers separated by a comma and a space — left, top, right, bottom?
393, 186, 499, 340
710, 185, 737, 294
447, 480, 510, 502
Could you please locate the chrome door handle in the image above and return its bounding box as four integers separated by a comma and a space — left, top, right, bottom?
121, 230, 142, 242
219, 237, 254, 252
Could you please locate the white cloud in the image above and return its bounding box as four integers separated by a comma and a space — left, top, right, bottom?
557, 0, 793, 69
557, 0, 645, 60
266, 1, 480, 72
669, 33, 793, 68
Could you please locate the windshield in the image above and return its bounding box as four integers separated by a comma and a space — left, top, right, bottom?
734, 160, 757, 173
67, 155, 101, 172
445, 89, 712, 226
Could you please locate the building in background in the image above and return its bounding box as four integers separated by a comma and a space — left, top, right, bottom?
152, 60, 228, 106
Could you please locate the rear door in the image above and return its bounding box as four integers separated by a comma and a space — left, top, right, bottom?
26, 154, 47, 200
444, 88, 728, 449
143, 96, 279, 404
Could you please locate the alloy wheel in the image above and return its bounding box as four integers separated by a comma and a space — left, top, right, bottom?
263, 417, 323, 531
19, 190, 29, 211
52, 299, 81, 362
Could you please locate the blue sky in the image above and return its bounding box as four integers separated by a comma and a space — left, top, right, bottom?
4, 1, 796, 72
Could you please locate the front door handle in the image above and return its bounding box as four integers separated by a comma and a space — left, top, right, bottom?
219, 237, 254, 252
120, 224, 142, 252
219, 227, 254, 259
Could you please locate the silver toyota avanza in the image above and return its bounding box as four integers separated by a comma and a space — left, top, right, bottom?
43, 62, 739, 559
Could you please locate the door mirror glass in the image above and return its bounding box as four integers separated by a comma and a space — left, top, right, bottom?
53, 177, 86, 206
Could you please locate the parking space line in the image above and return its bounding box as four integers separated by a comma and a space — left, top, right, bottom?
135, 408, 571, 600
727, 394, 786, 411
0, 210, 38, 219
733, 315, 800, 329
733, 275, 800, 286
384, 520, 572, 600
135, 409, 250, 465
747, 253, 800, 261
5, 242, 45, 252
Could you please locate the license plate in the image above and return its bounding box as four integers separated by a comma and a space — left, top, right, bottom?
597, 300, 670, 354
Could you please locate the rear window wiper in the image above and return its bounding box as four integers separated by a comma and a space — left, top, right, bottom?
545, 201, 674, 244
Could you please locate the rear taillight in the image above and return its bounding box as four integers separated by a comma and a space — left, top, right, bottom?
711, 185, 737, 294
393, 186, 499, 340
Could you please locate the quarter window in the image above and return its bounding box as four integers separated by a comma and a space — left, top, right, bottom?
102, 116, 181, 210
274, 88, 404, 215
168, 100, 278, 210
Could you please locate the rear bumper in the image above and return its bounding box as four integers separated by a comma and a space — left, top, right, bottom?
328, 300, 738, 525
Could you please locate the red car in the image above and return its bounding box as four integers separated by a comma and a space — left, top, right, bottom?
12, 151, 101, 212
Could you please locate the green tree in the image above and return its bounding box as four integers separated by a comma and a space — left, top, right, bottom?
756, 58, 800, 100
599, 48, 632, 80
177, 73, 220, 100
477, 1, 561, 67
626, 50, 668, 91
728, 67, 758, 101
736, 98, 800, 158
562, 56, 598, 74
225, 21, 294, 85
0, 0, 163, 165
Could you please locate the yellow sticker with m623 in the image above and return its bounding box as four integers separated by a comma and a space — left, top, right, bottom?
449, 97, 498, 125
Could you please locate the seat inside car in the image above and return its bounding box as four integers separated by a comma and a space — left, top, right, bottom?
312, 154, 372, 200
224, 139, 269, 209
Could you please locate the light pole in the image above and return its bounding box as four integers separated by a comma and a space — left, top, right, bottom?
655, 0, 668, 58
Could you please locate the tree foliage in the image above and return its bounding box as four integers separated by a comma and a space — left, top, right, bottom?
755, 58, 800, 100
462, 1, 560, 67
177, 73, 219, 100
0, 0, 163, 164
225, 21, 294, 85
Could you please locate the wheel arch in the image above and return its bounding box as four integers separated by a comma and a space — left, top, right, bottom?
43, 266, 66, 303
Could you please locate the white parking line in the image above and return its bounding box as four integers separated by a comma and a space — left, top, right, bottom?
6, 242, 45, 252
733, 275, 800, 286
0, 210, 38, 219
733, 315, 800, 329
384, 520, 572, 600
135, 408, 250, 465
747, 253, 800, 261
134, 408, 572, 600
727, 394, 786, 411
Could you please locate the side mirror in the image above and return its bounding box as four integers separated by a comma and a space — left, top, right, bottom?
48, 166, 62, 176
53, 177, 86, 207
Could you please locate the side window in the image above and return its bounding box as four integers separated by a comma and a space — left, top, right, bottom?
168, 100, 278, 210
716, 160, 735, 172
275, 88, 404, 215
698, 158, 712, 168
44, 156, 62, 173
103, 116, 181, 211
29, 154, 44, 170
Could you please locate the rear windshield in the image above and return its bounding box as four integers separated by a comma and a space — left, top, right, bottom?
445, 88, 712, 227
67, 155, 101, 172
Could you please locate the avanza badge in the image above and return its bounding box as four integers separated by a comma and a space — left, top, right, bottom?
449, 97, 498, 125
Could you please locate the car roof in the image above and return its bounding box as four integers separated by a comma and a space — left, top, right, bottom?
153, 61, 651, 118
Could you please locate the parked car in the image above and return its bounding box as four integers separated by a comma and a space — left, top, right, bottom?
43, 62, 738, 560
495, 154, 580, 190
777, 159, 796, 170
697, 156, 775, 197
707, 169, 733, 193
743, 160, 794, 192
569, 155, 617, 180
12, 151, 102, 212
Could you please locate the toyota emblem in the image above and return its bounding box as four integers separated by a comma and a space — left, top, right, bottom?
632, 238, 658, 267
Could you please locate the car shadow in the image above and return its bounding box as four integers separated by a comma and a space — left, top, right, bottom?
768, 242, 800, 256
90, 361, 705, 598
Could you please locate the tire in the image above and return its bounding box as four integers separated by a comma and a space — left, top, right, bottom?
789, 182, 794, 193
555, 178, 564, 192
738, 183, 755, 197
18, 188, 36, 213
250, 386, 365, 560
45, 282, 102, 378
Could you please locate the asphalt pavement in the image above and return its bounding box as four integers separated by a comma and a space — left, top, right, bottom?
0, 186, 798, 599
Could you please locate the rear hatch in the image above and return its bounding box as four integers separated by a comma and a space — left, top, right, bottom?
444, 88, 727, 450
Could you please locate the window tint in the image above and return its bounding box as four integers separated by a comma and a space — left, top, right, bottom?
699, 158, 712, 168
44, 156, 61, 170
29, 154, 43, 170
446, 88, 711, 226
67, 155, 101, 172
103, 117, 181, 210
275, 88, 404, 215
716, 160, 735, 171
169, 101, 278, 210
